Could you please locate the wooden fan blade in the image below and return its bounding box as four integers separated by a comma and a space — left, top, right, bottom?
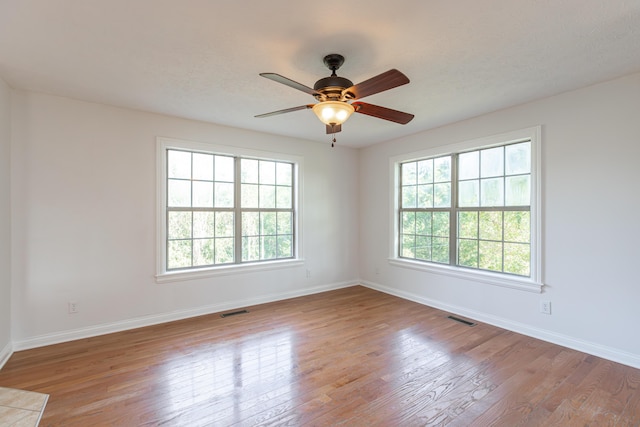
259, 73, 320, 96
343, 69, 409, 100
326, 124, 342, 134
352, 102, 414, 124
255, 105, 313, 118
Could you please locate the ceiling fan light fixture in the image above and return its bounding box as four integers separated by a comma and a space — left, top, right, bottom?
312, 101, 355, 126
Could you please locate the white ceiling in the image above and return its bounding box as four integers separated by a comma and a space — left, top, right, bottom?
1, 1, 639, 148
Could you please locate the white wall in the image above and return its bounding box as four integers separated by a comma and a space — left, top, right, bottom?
10, 91, 360, 347
360, 72, 640, 368
0, 77, 11, 365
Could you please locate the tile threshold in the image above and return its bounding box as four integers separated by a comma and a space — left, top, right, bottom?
0, 387, 49, 427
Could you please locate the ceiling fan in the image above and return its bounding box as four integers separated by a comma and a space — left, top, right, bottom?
255, 54, 414, 144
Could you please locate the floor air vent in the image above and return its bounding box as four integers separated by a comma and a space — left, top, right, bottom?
221, 309, 249, 318
447, 315, 476, 326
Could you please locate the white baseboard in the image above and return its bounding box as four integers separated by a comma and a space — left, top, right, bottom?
12, 279, 639, 371
360, 280, 640, 370
0, 341, 12, 370
13, 280, 357, 351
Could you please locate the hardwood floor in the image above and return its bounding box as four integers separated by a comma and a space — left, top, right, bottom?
1, 286, 639, 426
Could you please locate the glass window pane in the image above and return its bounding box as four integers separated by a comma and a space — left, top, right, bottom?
276, 186, 292, 209
401, 234, 415, 258
504, 243, 530, 276
480, 177, 504, 207
214, 182, 234, 208
215, 238, 234, 264
505, 142, 531, 175
259, 185, 276, 208
168, 240, 191, 269
505, 175, 530, 206
458, 151, 479, 180
241, 183, 258, 208
432, 212, 450, 237
479, 211, 503, 241
432, 237, 449, 263
402, 212, 415, 234
434, 183, 451, 208
504, 211, 530, 243
192, 181, 213, 207
434, 157, 451, 183
417, 160, 433, 184
459, 180, 479, 207
242, 236, 260, 261
193, 153, 213, 180
417, 184, 433, 208
193, 239, 214, 266
276, 163, 292, 186
402, 162, 417, 185
215, 156, 235, 182
193, 211, 215, 238
480, 147, 504, 178
277, 212, 292, 235
215, 212, 234, 237
168, 150, 191, 179
168, 211, 192, 239
262, 235, 277, 259
458, 211, 478, 239
458, 239, 478, 268
168, 179, 191, 207
415, 235, 431, 260
260, 161, 276, 185
261, 212, 277, 235
402, 185, 417, 208
241, 159, 259, 183
242, 212, 259, 236
479, 241, 503, 271
415, 212, 431, 235
277, 235, 292, 258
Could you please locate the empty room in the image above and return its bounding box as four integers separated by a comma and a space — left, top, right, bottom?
1, 1, 640, 425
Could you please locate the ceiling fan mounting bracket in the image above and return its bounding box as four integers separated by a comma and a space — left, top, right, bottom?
323, 54, 345, 75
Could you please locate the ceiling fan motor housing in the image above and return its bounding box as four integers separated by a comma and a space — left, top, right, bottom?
312, 53, 355, 101
313, 76, 354, 101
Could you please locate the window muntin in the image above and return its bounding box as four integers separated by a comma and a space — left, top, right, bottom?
165, 149, 295, 271
399, 140, 533, 277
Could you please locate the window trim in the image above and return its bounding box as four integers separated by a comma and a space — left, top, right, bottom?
389, 127, 543, 293
156, 137, 304, 283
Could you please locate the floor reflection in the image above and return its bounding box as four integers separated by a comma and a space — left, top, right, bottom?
159, 328, 296, 424
394, 328, 453, 372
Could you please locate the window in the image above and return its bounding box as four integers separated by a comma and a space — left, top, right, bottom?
393, 127, 541, 292
157, 138, 301, 280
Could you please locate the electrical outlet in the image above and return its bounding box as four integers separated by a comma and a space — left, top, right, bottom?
539, 300, 551, 315
68, 301, 79, 314
306, 269, 311, 279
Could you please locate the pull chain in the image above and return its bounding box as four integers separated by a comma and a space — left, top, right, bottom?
329, 124, 337, 147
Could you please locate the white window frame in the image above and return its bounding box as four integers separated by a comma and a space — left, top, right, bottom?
389, 127, 543, 293
156, 137, 304, 283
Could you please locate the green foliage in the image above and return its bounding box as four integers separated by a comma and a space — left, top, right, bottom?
458, 239, 478, 268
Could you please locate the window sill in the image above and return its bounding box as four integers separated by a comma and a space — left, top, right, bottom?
388, 258, 543, 293
156, 259, 305, 284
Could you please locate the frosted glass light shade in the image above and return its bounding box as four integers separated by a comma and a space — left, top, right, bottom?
312, 101, 355, 125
